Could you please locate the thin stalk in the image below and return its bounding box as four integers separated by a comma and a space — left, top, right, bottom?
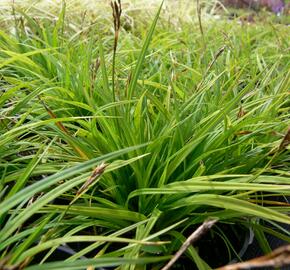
111, 0, 122, 102
196, 0, 206, 52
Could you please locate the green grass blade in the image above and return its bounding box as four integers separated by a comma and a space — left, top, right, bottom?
127, 1, 163, 99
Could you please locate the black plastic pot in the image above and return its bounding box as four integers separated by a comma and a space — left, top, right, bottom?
51, 228, 289, 270
241, 196, 290, 270
242, 223, 290, 270
52, 194, 290, 270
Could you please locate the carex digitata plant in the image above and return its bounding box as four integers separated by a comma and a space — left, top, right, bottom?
0, 0, 289, 269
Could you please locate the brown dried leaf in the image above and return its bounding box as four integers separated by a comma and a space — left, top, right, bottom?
279, 127, 290, 151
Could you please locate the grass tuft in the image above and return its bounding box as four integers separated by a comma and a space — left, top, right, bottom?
0, 0, 289, 269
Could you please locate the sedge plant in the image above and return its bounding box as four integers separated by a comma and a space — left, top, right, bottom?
0, 0, 290, 269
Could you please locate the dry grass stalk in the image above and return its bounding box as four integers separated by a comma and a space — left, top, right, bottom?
111, 0, 122, 52
75, 162, 108, 198
67, 162, 108, 207
206, 45, 227, 74
217, 244, 290, 270
161, 219, 218, 270
196, 0, 205, 47
110, 0, 122, 102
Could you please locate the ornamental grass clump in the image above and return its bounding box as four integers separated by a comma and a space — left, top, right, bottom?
0, 1, 289, 269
